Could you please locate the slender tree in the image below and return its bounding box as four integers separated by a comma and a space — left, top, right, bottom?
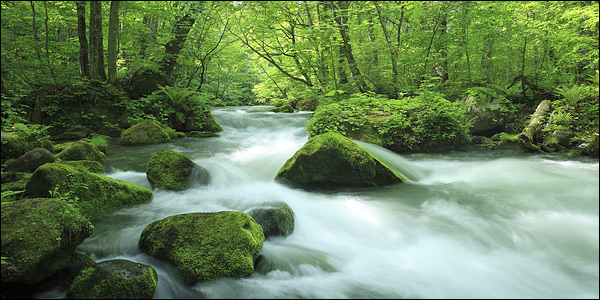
108, 1, 120, 82
76, 1, 89, 77
89, 1, 106, 80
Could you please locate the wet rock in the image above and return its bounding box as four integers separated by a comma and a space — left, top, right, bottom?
146, 150, 209, 190
138, 211, 264, 284
24, 163, 153, 218
67, 259, 157, 299
1, 199, 93, 294
248, 202, 295, 238
275, 132, 403, 188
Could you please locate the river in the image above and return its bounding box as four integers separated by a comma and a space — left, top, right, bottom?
38, 106, 599, 298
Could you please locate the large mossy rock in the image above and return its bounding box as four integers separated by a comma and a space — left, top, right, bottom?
56, 140, 106, 163
275, 132, 403, 188
119, 120, 172, 146
4, 147, 57, 173
1, 131, 54, 162
267, 104, 294, 113
67, 259, 158, 299
248, 202, 295, 239
24, 163, 153, 218
1, 199, 94, 291
138, 211, 264, 284
146, 150, 210, 190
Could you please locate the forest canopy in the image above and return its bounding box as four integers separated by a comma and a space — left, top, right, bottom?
1, 1, 598, 142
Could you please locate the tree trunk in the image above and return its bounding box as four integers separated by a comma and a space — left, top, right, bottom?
331, 1, 367, 92
108, 1, 120, 82
374, 1, 398, 96
77, 1, 89, 77
89, 1, 106, 81
43, 2, 57, 83
159, 14, 196, 83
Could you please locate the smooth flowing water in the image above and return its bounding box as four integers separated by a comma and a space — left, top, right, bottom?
40, 106, 599, 299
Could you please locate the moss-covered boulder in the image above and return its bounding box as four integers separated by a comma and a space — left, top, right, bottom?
248, 202, 295, 239
56, 140, 106, 163
1, 199, 94, 293
276, 132, 403, 188
1, 172, 31, 195
67, 259, 158, 299
267, 104, 294, 113
138, 211, 264, 284
1, 130, 54, 162
146, 150, 209, 190
4, 147, 57, 173
59, 160, 105, 173
53, 126, 92, 141
24, 163, 153, 218
119, 120, 171, 146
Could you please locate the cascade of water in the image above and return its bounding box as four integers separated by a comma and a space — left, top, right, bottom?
37, 106, 599, 299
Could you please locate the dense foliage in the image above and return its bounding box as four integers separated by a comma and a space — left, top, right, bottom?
0, 1, 598, 153
308, 91, 473, 152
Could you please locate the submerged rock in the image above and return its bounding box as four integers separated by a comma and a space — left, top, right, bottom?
1, 199, 93, 292
67, 259, 158, 299
275, 132, 403, 188
119, 120, 171, 146
24, 163, 153, 218
146, 150, 209, 190
248, 202, 295, 238
138, 211, 264, 284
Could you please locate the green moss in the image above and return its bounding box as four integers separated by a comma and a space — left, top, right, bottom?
67, 260, 158, 299
146, 150, 208, 190
56, 140, 106, 163
276, 132, 403, 188
188, 131, 219, 138
24, 163, 153, 218
59, 160, 105, 173
248, 202, 295, 238
119, 120, 171, 146
1, 198, 93, 287
138, 211, 264, 284
267, 104, 294, 113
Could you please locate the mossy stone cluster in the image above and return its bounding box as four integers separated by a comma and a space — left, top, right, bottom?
67, 259, 158, 299
24, 163, 153, 218
138, 211, 264, 284
1, 199, 93, 288
119, 120, 172, 146
146, 150, 209, 190
275, 132, 403, 188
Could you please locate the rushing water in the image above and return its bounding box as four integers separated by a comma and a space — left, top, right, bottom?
39, 106, 598, 299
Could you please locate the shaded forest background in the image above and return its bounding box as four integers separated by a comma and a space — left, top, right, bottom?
1, 1, 598, 151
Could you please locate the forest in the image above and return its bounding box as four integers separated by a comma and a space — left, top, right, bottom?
1, 1, 598, 149
1, 1, 599, 299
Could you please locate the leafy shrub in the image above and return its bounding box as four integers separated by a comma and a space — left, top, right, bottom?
308, 92, 472, 152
